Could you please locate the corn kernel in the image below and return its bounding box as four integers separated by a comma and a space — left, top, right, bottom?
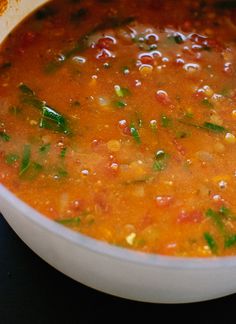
232, 110, 236, 118
225, 132, 236, 144
126, 232, 136, 245
212, 175, 230, 183
139, 64, 153, 75
30, 120, 37, 126
107, 140, 121, 152
203, 85, 214, 97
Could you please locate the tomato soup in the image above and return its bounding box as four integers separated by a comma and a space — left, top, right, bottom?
1, 0, 236, 256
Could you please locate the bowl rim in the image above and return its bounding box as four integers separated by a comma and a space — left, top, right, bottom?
1, 184, 236, 270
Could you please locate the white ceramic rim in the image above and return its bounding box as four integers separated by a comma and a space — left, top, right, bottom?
2, 184, 236, 270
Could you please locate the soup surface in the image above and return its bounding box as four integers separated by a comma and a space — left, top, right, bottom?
1, 0, 236, 256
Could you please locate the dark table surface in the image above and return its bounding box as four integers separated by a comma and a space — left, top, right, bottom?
1, 214, 236, 324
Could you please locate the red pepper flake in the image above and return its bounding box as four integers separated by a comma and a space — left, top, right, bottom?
177, 210, 203, 224
118, 119, 131, 136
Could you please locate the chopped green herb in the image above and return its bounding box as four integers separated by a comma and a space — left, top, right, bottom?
44, 61, 61, 74
19, 83, 71, 134
39, 143, 51, 154
219, 206, 236, 220
56, 217, 81, 225
201, 98, 214, 108
220, 88, 230, 97
168, 34, 184, 44
5, 153, 19, 165
46, 16, 135, 72
70, 100, 81, 108
203, 122, 226, 133
9, 106, 22, 115
202, 46, 211, 51
225, 235, 236, 248
22, 96, 44, 110
130, 123, 141, 144
178, 119, 227, 133
60, 147, 67, 158
137, 118, 143, 128
184, 112, 194, 119
176, 131, 188, 139
122, 66, 130, 74
153, 150, 169, 171
114, 101, 127, 108
20, 144, 31, 176
135, 112, 143, 128
0, 62, 12, 70
32, 162, 43, 171
19, 83, 35, 96
40, 105, 70, 134
103, 62, 111, 69
55, 168, 68, 179
114, 85, 130, 98
149, 44, 158, 50
155, 150, 167, 159
161, 114, 172, 128
206, 208, 225, 233
204, 232, 218, 253
0, 132, 10, 142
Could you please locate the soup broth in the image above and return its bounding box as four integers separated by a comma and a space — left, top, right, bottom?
1, 0, 236, 256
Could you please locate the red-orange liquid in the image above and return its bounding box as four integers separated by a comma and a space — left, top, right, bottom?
1, 0, 236, 256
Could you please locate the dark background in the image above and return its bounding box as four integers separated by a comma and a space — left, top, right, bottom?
0, 214, 235, 324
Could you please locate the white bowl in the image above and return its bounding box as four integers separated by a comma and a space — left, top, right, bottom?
1, 0, 236, 304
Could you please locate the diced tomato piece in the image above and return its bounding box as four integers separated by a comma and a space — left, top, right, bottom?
205, 38, 222, 51
172, 139, 186, 156
189, 33, 207, 44
118, 120, 131, 136
210, 193, 225, 207
94, 193, 110, 213
71, 199, 84, 212
96, 48, 113, 61
155, 195, 174, 207
97, 37, 114, 50
140, 55, 154, 65
156, 90, 171, 105
177, 210, 203, 223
